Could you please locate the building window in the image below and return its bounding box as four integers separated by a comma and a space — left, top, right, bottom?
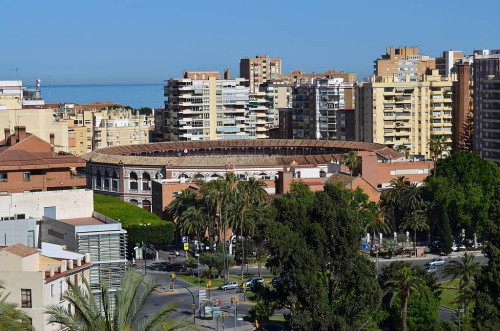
21, 289, 32, 308
0, 173, 7, 182
51, 284, 55, 297
23, 172, 30, 182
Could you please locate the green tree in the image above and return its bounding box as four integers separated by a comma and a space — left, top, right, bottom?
233, 178, 267, 280
429, 134, 447, 177
178, 205, 208, 246
0, 281, 32, 331
458, 112, 474, 153
426, 152, 500, 236
342, 151, 360, 189
46, 271, 186, 331
383, 263, 430, 331
473, 213, 500, 329
365, 207, 391, 248
443, 252, 481, 317
261, 183, 382, 330
400, 210, 429, 254
396, 144, 411, 159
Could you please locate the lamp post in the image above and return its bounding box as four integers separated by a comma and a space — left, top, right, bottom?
140, 223, 151, 275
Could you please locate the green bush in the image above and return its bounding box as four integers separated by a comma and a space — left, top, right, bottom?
93, 194, 175, 247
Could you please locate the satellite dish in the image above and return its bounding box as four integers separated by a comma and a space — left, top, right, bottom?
183, 149, 188, 154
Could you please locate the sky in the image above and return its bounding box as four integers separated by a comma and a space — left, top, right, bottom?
1, 0, 499, 85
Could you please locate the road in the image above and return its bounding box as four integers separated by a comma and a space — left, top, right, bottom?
137, 250, 487, 328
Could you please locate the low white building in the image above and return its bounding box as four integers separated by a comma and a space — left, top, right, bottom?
0, 243, 91, 331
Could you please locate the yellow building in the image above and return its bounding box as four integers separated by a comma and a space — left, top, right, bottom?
374, 46, 436, 82
356, 70, 454, 158
163, 70, 250, 141
0, 81, 69, 152
240, 55, 282, 93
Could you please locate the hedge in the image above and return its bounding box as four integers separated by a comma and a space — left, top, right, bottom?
93, 194, 175, 247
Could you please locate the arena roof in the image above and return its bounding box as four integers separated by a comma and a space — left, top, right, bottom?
83, 140, 402, 167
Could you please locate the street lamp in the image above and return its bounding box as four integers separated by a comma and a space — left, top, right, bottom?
140, 223, 151, 275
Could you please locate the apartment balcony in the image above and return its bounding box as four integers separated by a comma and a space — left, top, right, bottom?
484, 128, 500, 133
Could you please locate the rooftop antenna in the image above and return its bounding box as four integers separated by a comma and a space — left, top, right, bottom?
10, 67, 21, 79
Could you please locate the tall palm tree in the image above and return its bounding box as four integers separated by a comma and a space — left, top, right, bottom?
384, 265, 429, 331
178, 205, 209, 248
442, 252, 481, 316
396, 144, 410, 159
234, 178, 267, 279
382, 176, 411, 230
365, 207, 392, 248
400, 209, 429, 254
46, 271, 186, 331
399, 183, 425, 217
429, 134, 447, 177
168, 189, 198, 222
0, 281, 32, 331
342, 151, 359, 189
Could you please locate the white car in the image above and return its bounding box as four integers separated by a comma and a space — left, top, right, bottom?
426, 266, 438, 274
425, 258, 445, 266
219, 281, 238, 291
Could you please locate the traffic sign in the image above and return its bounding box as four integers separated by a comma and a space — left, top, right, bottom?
182, 236, 188, 243
183, 242, 189, 251
199, 289, 207, 301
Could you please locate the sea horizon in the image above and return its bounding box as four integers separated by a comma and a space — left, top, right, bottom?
26, 83, 165, 110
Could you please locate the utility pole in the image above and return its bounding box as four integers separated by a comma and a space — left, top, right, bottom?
140, 223, 151, 274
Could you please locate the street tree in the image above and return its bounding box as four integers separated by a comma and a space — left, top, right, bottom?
342, 151, 359, 189
443, 252, 481, 317
400, 209, 429, 254
473, 213, 500, 329
382, 263, 430, 331
429, 134, 447, 177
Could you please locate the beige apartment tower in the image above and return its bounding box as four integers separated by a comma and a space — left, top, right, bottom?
163, 71, 251, 141
240, 55, 282, 93
374, 46, 436, 82
356, 70, 454, 158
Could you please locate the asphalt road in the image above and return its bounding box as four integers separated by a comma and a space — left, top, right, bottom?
137, 250, 487, 328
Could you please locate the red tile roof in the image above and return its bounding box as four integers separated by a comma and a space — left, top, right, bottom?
3, 243, 39, 257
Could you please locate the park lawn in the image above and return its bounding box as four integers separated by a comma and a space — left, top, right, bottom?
439, 279, 475, 311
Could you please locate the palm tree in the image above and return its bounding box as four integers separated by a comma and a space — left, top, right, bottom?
442, 252, 481, 316
0, 281, 32, 331
46, 271, 186, 331
399, 183, 425, 217
400, 209, 429, 254
178, 205, 208, 247
396, 145, 411, 159
342, 151, 359, 189
384, 265, 429, 331
382, 176, 411, 230
365, 207, 392, 248
429, 134, 447, 177
168, 189, 198, 222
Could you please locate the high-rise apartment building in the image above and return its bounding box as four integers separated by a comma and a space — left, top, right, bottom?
292, 78, 355, 140
478, 73, 500, 164
162, 70, 251, 141
240, 55, 281, 93
436, 50, 464, 76
356, 70, 454, 158
471, 50, 500, 158
374, 46, 436, 82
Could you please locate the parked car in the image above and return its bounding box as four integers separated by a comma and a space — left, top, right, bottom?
452, 244, 467, 252
426, 266, 438, 274
425, 258, 445, 266
219, 281, 239, 291
239, 277, 265, 292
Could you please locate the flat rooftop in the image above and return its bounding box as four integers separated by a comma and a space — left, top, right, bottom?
58, 217, 105, 226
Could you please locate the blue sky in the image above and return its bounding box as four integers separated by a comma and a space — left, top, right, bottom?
1, 0, 499, 85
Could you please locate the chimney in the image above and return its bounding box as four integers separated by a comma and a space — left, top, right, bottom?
67, 260, 73, 270
50, 133, 55, 147
60, 261, 67, 273
84, 253, 90, 263
224, 69, 231, 79
49, 268, 55, 277
76, 258, 82, 267
15, 126, 27, 142
4, 128, 10, 146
